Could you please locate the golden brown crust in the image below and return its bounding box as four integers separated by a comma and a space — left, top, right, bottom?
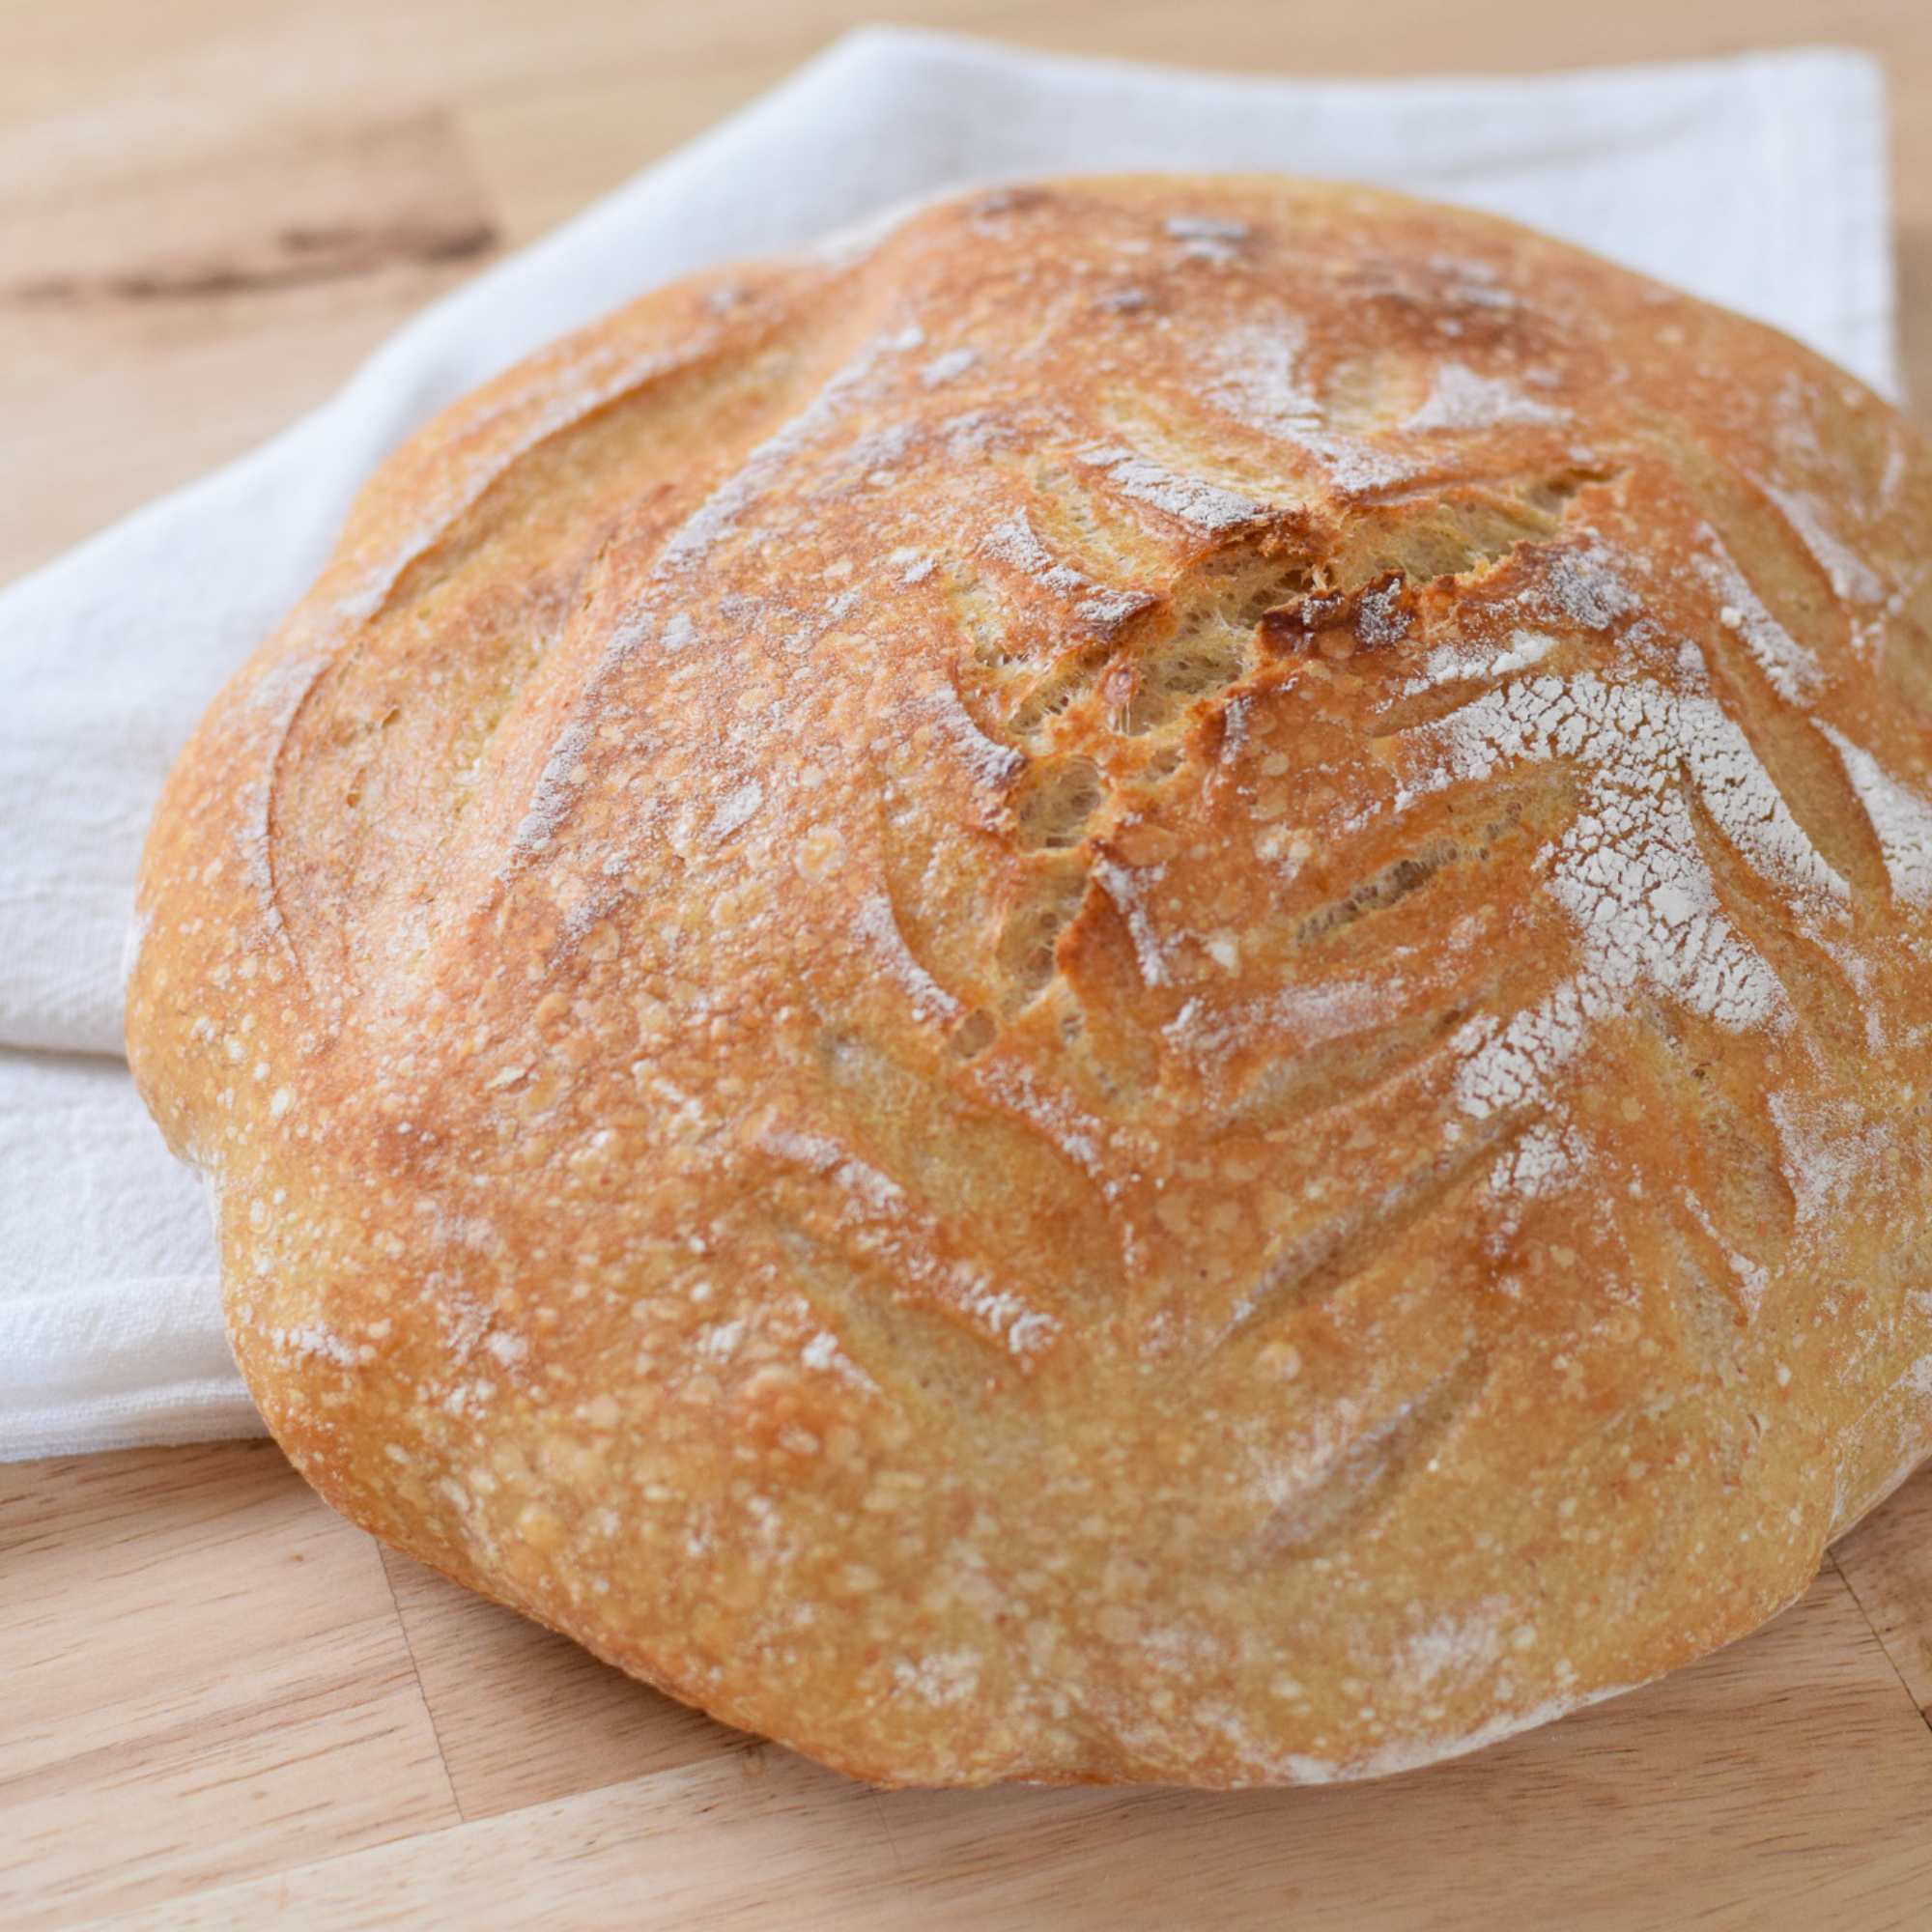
127, 175, 1932, 1787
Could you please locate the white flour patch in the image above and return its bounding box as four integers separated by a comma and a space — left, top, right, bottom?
1207, 324, 1414, 492
1164, 213, 1251, 242
1490, 629, 1559, 677
966, 1057, 1108, 1179
268, 1322, 357, 1368
1204, 323, 1320, 438
1093, 858, 1171, 986
509, 719, 597, 856
1529, 544, 1637, 630
1692, 538, 1821, 700
1768, 1091, 1892, 1227
954, 1279, 1060, 1357
1165, 213, 1250, 264
1681, 1188, 1772, 1316
704, 780, 764, 843
121, 902, 154, 993
1821, 725, 1932, 906
1821, 937, 1889, 1053
854, 893, 963, 1025
1490, 1122, 1589, 1201
789, 1305, 882, 1394
695, 1318, 746, 1362
1675, 689, 1848, 903
893, 1650, 982, 1706
1394, 1599, 1510, 1689
1358, 580, 1410, 645
980, 512, 1090, 595
763, 1127, 1062, 1364
921, 347, 979, 387
1416, 662, 1842, 1119
1455, 982, 1591, 1122
758, 1123, 848, 1173
839, 420, 918, 481
834, 1158, 904, 1213
1078, 443, 1264, 533
1429, 255, 1521, 313
1165, 979, 1388, 1067
1407, 629, 1556, 693
1404, 362, 1569, 434
1764, 483, 1887, 606
927, 681, 1025, 788
1077, 588, 1154, 630
484, 1329, 526, 1368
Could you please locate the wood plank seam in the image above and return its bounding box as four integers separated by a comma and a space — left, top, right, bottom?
1824, 1548, 1932, 1744
371, 1530, 471, 1825
866, 1780, 913, 1882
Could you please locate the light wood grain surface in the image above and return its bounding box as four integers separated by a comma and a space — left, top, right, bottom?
7, 4, 1932, 1927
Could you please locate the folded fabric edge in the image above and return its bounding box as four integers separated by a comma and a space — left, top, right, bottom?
0, 1382, 266, 1463
842, 20, 1884, 111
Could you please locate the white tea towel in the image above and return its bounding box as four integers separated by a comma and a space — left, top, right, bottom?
0, 25, 1896, 1459
0, 1056, 263, 1453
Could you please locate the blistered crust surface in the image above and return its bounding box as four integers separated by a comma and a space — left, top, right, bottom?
128, 177, 1932, 1787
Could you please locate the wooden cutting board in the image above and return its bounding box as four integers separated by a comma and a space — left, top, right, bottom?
7, 4, 1932, 1926
6, 1443, 1932, 1929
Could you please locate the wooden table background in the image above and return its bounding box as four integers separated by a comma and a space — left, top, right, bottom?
7, 3, 1932, 1926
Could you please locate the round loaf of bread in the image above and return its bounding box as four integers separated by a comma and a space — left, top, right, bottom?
127, 176, 1932, 1787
